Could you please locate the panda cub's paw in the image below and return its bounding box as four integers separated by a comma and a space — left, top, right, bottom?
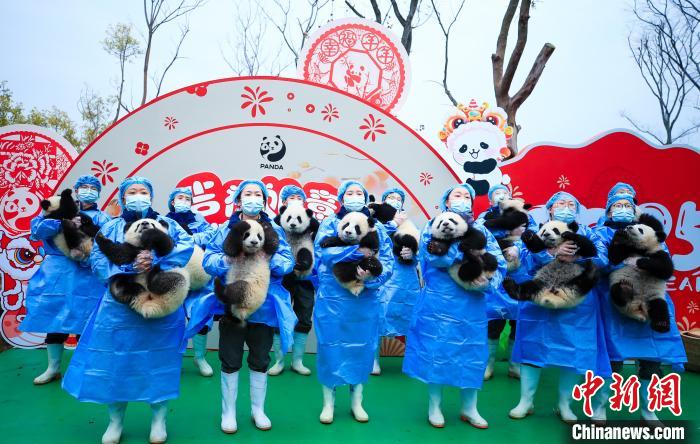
427, 239, 449, 256
359, 256, 383, 277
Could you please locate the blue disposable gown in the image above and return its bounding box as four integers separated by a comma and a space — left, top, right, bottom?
62, 215, 194, 404
593, 225, 687, 366
511, 224, 612, 377
477, 207, 537, 321
202, 213, 297, 353
20, 208, 110, 335
378, 220, 422, 337
402, 219, 507, 389
313, 215, 394, 388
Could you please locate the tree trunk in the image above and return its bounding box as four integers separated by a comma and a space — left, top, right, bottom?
141, 33, 153, 106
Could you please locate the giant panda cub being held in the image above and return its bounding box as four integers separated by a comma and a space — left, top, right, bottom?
274, 203, 319, 278
367, 196, 420, 265
214, 219, 280, 322
40, 188, 101, 261
319, 211, 383, 296
428, 211, 499, 290
95, 218, 193, 318
502, 221, 599, 309
483, 198, 532, 271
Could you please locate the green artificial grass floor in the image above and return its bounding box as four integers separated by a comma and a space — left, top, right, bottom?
0, 349, 697, 443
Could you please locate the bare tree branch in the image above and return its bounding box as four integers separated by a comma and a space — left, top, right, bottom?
345, 1, 366, 18
154, 23, 189, 97
431, 0, 466, 106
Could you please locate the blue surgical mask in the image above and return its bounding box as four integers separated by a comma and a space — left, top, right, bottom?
449, 198, 472, 215
173, 201, 191, 213
553, 207, 576, 223
124, 194, 151, 212
241, 196, 264, 216
77, 188, 99, 204
611, 207, 635, 223
343, 195, 365, 212
385, 198, 402, 211
492, 192, 508, 204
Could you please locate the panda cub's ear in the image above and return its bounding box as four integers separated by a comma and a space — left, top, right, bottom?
40, 200, 51, 210
123, 221, 134, 233
368, 194, 377, 203
538, 222, 543, 229
523, 203, 533, 210
158, 219, 169, 230
305, 208, 314, 218
567, 221, 579, 232
278, 205, 287, 215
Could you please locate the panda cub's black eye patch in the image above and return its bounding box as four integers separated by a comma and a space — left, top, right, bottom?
448, 218, 458, 225
244, 232, 250, 239
354, 225, 361, 235
552, 228, 560, 235
341, 223, 349, 230
638, 228, 644, 234
257, 234, 263, 241
297, 216, 302, 223
286, 215, 292, 222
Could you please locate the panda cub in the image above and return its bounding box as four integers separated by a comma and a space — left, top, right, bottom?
483, 198, 532, 271
502, 221, 598, 309
274, 204, 319, 278
319, 212, 383, 296
368, 197, 420, 264
95, 219, 190, 318
607, 214, 674, 332
40, 188, 100, 261
429, 212, 499, 290
214, 220, 279, 322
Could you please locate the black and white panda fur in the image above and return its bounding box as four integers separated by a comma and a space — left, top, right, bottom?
274, 204, 319, 278
428, 211, 499, 290
40, 188, 100, 261
483, 198, 532, 271
502, 221, 598, 309
367, 198, 420, 264
213, 219, 279, 322
95, 218, 190, 318
607, 214, 674, 332
319, 211, 383, 296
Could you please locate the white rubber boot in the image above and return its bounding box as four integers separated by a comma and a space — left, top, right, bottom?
291, 331, 311, 375
591, 378, 611, 424
101, 402, 127, 444
460, 388, 488, 429
192, 334, 213, 377
428, 384, 445, 428
220, 371, 238, 434
484, 339, 498, 381
250, 370, 272, 430
371, 339, 381, 375
556, 369, 580, 424
640, 378, 661, 424
350, 384, 369, 422
149, 401, 168, 444
509, 365, 541, 419
267, 335, 285, 376
507, 339, 521, 379
319, 385, 336, 424
34, 343, 63, 385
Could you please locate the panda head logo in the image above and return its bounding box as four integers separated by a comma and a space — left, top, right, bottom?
260, 135, 287, 163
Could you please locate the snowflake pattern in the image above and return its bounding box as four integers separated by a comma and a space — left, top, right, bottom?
419, 171, 433, 186
241, 86, 274, 118
321, 104, 339, 122
91, 160, 119, 186
557, 175, 570, 189
359, 113, 386, 142
163, 116, 179, 130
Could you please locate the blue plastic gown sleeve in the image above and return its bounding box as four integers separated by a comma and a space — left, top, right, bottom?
474, 221, 507, 291
314, 217, 364, 267
192, 214, 217, 247
152, 216, 194, 271
384, 220, 397, 235
269, 224, 294, 277
30, 216, 61, 241
363, 223, 394, 289
202, 227, 229, 279
578, 225, 608, 269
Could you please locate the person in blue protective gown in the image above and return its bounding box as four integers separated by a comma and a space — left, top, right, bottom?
165, 186, 217, 377
268, 185, 317, 376
314, 180, 394, 424
403, 183, 506, 429
202, 179, 297, 434
373, 187, 421, 376
62, 177, 194, 444
509, 191, 611, 424
20, 174, 111, 385
590, 191, 686, 424
477, 184, 537, 381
